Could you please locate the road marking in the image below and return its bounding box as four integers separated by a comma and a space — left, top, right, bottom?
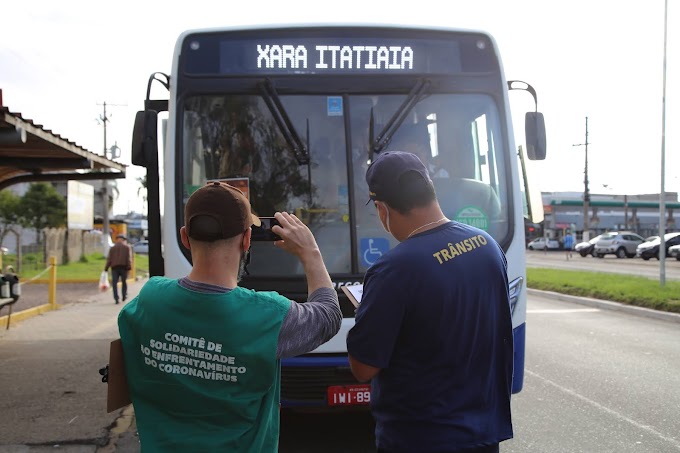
526, 370, 680, 450
527, 308, 600, 314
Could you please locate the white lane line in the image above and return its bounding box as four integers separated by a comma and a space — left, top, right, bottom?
527, 308, 601, 314
526, 369, 680, 450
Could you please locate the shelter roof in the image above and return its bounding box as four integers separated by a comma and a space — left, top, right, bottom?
0, 103, 125, 190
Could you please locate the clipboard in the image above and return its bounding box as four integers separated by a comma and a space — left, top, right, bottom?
340, 284, 363, 309
107, 339, 132, 413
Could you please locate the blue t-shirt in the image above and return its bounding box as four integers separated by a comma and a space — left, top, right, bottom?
347, 221, 513, 452
564, 234, 575, 249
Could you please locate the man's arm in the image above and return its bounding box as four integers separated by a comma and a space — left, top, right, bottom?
271, 211, 341, 357
276, 287, 342, 358
272, 211, 333, 294
104, 249, 112, 271
348, 355, 380, 382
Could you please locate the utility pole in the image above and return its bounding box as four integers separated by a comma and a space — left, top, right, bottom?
659, 0, 668, 286
97, 101, 125, 256
573, 117, 590, 241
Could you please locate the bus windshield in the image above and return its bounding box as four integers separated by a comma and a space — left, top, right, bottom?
181, 91, 509, 276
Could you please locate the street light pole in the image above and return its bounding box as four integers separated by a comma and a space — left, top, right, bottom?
659, 0, 668, 286
573, 117, 590, 241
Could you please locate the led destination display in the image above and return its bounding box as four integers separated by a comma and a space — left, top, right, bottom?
181, 33, 498, 75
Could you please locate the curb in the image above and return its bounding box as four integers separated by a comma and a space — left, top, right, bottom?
527, 288, 680, 324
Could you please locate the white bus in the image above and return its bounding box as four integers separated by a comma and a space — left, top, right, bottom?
132, 24, 546, 409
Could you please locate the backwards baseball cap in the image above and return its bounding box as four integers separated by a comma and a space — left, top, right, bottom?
366, 151, 431, 204
185, 181, 261, 241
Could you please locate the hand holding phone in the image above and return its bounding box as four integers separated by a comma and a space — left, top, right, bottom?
251, 217, 282, 241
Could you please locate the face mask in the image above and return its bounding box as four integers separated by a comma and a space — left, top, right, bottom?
378, 203, 391, 234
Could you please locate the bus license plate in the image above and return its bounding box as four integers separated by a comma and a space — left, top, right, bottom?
327, 384, 371, 406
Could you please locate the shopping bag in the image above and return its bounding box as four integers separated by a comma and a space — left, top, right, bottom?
99, 271, 110, 292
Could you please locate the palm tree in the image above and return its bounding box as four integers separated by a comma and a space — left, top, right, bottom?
137, 175, 148, 214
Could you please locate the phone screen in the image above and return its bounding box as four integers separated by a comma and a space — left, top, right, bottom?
251, 217, 281, 241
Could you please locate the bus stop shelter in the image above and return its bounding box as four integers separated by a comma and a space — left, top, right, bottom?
0, 101, 125, 190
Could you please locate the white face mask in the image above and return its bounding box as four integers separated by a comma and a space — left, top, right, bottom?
378, 203, 391, 234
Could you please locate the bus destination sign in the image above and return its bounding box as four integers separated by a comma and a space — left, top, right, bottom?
208, 37, 464, 75
255, 44, 414, 72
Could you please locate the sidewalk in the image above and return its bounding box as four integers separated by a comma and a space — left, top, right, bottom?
0, 279, 147, 452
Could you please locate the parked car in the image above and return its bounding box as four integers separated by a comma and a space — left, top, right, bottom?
636, 232, 680, 260
574, 234, 605, 257
132, 240, 149, 254
527, 237, 560, 250
669, 244, 680, 260
593, 231, 645, 258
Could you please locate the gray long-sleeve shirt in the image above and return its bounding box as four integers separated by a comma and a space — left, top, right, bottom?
178, 278, 342, 358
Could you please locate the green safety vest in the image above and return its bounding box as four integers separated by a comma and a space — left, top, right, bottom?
118, 277, 291, 452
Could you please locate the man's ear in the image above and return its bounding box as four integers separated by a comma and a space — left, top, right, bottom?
376, 201, 389, 216
180, 226, 191, 250
242, 228, 252, 252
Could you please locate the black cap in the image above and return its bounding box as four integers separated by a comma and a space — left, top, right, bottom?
366, 151, 431, 204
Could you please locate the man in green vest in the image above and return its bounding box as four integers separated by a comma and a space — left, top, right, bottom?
118, 181, 341, 452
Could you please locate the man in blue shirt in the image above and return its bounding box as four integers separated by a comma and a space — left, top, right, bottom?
346, 151, 513, 453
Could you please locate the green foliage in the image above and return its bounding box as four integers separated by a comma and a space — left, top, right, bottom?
21, 183, 67, 232
527, 267, 680, 313
0, 189, 22, 242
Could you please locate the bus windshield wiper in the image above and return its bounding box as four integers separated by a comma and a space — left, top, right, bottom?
258, 79, 310, 165
369, 78, 431, 162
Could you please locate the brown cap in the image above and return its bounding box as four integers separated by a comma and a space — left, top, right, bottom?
185, 181, 261, 241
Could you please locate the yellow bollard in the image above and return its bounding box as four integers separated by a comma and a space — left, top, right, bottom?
131, 252, 136, 281
48, 256, 57, 308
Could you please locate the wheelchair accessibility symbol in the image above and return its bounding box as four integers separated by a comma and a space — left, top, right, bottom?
360, 238, 389, 266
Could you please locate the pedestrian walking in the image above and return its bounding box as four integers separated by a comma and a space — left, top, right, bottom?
105, 234, 132, 304
347, 151, 513, 453
564, 230, 575, 260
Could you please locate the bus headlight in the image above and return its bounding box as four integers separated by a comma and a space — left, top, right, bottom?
508, 277, 524, 316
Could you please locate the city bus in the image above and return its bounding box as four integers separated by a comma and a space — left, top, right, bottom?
131, 24, 547, 408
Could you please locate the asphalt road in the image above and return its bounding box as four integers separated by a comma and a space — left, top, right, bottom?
525, 249, 680, 281
279, 293, 680, 452
504, 293, 680, 453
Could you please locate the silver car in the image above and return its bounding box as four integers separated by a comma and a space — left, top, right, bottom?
669, 244, 680, 261
593, 231, 645, 258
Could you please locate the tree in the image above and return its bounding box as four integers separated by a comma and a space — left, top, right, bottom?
137, 174, 148, 210
0, 189, 22, 245
20, 183, 67, 252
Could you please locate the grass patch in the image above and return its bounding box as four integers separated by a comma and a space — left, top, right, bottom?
527, 267, 680, 313
11, 253, 150, 281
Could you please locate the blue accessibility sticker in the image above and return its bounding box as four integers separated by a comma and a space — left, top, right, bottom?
327, 96, 343, 116
360, 237, 390, 267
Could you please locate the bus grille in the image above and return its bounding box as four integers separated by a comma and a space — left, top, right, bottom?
281, 365, 360, 404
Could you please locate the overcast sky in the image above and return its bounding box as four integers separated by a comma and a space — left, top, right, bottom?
1, 0, 677, 215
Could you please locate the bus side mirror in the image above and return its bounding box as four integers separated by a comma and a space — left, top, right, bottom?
525, 112, 546, 161
131, 110, 159, 168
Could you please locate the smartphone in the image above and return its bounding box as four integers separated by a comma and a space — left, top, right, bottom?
251, 217, 282, 241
